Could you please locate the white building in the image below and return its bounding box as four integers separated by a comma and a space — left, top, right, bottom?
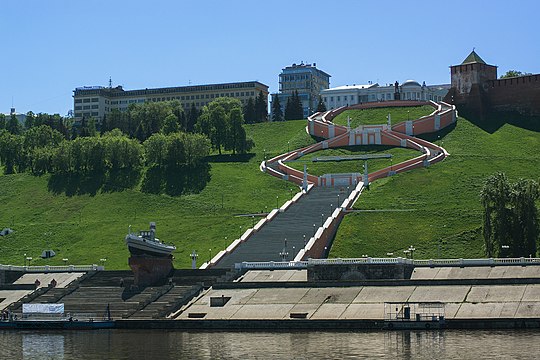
321, 80, 450, 110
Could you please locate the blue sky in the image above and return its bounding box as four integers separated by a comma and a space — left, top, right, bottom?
1, 0, 538, 115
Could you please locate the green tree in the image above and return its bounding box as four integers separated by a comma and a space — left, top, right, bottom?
25, 111, 35, 129
7, 114, 22, 135
163, 113, 179, 134
316, 96, 327, 112
292, 90, 304, 119
0, 114, 6, 130
481, 173, 540, 257
226, 107, 253, 154
500, 70, 532, 79
271, 96, 283, 122
144, 133, 169, 167
187, 103, 199, 133
243, 97, 256, 124
254, 91, 267, 122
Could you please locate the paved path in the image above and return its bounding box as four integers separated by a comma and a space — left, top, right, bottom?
215, 186, 352, 268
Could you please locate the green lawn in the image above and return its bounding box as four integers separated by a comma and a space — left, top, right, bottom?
333, 105, 434, 128
286, 146, 419, 176
0, 120, 315, 269
330, 113, 540, 260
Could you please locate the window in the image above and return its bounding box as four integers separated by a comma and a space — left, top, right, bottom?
330, 97, 334, 101
91, 105, 98, 109
83, 98, 91, 103
235, 92, 239, 97
196, 95, 200, 99
75, 106, 82, 110
75, 99, 82, 104
75, 112, 82, 117
83, 105, 90, 110
181, 96, 185, 100
205, 94, 209, 99
138, 99, 145, 103
128, 100, 136, 104
337, 96, 340, 101
91, 112, 98, 116
210, 94, 214, 98
191, 95, 195, 100
91, 98, 99, 102
240, 92, 244, 96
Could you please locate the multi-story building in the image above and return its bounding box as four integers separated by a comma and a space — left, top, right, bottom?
1, 107, 26, 125
72, 81, 269, 123
271, 62, 331, 118
321, 80, 449, 110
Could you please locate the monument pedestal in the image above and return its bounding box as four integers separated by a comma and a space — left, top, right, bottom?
129, 256, 173, 287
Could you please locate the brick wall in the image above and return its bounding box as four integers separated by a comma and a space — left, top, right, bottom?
486, 74, 540, 115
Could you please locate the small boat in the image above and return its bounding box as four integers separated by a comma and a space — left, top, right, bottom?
125, 222, 176, 258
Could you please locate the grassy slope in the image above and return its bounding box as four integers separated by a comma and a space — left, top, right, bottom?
287, 146, 419, 176
333, 105, 434, 127
330, 114, 540, 259
0, 120, 314, 269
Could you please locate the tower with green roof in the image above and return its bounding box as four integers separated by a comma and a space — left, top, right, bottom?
445, 50, 497, 114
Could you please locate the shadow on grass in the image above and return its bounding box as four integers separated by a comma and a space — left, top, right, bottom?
206, 153, 255, 163
140, 163, 211, 196
48, 169, 142, 196
461, 110, 540, 134
418, 122, 457, 143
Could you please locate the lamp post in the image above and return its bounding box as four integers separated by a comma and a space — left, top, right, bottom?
337, 194, 340, 207
24, 253, 26, 267
303, 234, 307, 247
330, 204, 333, 213
321, 213, 325, 226
263, 149, 266, 160
190, 251, 198, 269
100, 258, 106, 268
313, 223, 316, 236
403, 250, 410, 259
276, 195, 279, 209
287, 141, 290, 153
289, 188, 293, 201
501, 245, 510, 258
408, 245, 416, 259
279, 239, 289, 261
251, 215, 255, 228
209, 248, 212, 262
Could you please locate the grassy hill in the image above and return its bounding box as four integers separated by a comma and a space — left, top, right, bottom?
330, 113, 540, 259
0, 120, 315, 269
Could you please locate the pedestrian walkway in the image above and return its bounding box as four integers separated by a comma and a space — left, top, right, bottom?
215, 186, 352, 268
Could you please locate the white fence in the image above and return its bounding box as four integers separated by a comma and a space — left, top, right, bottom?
0, 264, 104, 272
235, 257, 540, 270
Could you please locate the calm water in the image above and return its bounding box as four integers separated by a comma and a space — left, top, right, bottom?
1, 329, 540, 359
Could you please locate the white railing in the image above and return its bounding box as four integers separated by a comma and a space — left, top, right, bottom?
235, 257, 540, 270
0, 264, 105, 272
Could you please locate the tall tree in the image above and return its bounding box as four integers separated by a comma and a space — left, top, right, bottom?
243, 97, 256, 124
0, 114, 6, 130
316, 96, 327, 112
500, 70, 532, 79
271, 96, 283, 122
481, 173, 540, 257
187, 103, 199, 133
292, 90, 304, 119
254, 91, 267, 122
284, 97, 293, 121
7, 114, 22, 135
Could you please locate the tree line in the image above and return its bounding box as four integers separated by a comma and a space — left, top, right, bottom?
0, 97, 255, 194
481, 172, 539, 257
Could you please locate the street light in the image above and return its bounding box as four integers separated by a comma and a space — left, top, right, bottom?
287, 141, 290, 153
276, 195, 279, 209
251, 215, 255, 228
313, 223, 317, 235
289, 188, 293, 200
100, 258, 106, 267
321, 213, 325, 226
24, 253, 27, 266
408, 245, 416, 259
263, 149, 266, 160
337, 194, 340, 207
303, 234, 307, 247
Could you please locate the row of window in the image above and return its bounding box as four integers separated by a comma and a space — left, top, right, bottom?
74, 98, 99, 104
74, 92, 258, 107
74, 111, 99, 118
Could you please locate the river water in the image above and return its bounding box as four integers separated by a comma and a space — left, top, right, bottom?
1, 330, 539, 359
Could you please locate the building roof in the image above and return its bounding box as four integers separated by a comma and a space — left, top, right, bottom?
321, 84, 377, 92
402, 80, 421, 87
461, 50, 486, 65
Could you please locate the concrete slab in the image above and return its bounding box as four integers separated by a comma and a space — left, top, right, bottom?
487, 267, 509, 279
240, 270, 293, 282
194, 289, 258, 306
466, 285, 526, 303
520, 285, 540, 302
340, 303, 384, 320
410, 268, 439, 280
14, 272, 83, 288
433, 267, 453, 279
288, 303, 321, 319
177, 304, 242, 320
409, 285, 470, 303
521, 266, 540, 278
0, 290, 33, 310
456, 302, 519, 319
444, 303, 463, 319
310, 303, 349, 319
515, 302, 540, 318
246, 288, 309, 305
353, 286, 416, 303
298, 287, 361, 304
287, 270, 307, 282
231, 304, 295, 319
452, 267, 492, 279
